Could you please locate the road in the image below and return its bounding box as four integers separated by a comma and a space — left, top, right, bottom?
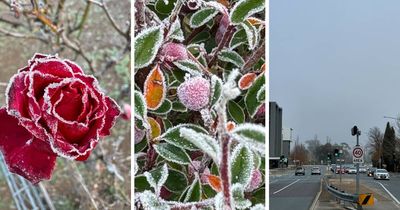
270, 165, 325, 210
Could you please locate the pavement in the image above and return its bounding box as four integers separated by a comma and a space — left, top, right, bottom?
270, 166, 400, 210
270, 165, 324, 210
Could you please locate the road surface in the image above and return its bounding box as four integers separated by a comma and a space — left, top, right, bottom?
270, 165, 325, 210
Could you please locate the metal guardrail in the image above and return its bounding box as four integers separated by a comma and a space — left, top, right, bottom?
324, 176, 358, 203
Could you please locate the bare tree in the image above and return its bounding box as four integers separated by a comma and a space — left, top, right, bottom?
368, 127, 383, 168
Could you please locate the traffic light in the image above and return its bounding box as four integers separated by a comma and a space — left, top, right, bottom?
334, 149, 339, 157
327, 153, 331, 160
351, 126, 359, 136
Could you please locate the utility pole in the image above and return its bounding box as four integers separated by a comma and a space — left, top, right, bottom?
352, 126, 362, 210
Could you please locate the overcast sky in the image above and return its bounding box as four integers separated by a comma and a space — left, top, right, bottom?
270, 0, 400, 147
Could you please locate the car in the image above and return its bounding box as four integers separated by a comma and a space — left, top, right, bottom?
311, 167, 321, 175
374, 169, 390, 180
359, 166, 367, 173
335, 167, 345, 174
295, 166, 305, 176
367, 168, 377, 177
347, 167, 357, 174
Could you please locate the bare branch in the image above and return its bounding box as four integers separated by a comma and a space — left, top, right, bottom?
208, 25, 235, 68
241, 42, 265, 73
0, 28, 47, 43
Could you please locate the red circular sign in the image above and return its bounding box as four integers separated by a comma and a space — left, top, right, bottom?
353, 147, 363, 158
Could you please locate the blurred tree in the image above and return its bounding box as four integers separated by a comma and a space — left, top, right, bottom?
368, 127, 383, 168
383, 122, 396, 171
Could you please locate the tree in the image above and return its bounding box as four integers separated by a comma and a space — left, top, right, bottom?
382, 122, 396, 171
305, 135, 320, 163
291, 138, 309, 165
368, 127, 383, 168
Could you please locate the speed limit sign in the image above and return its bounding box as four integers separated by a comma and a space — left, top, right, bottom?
353, 145, 364, 163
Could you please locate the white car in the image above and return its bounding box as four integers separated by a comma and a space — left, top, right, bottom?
374, 169, 390, 180
347, 167, 357, 174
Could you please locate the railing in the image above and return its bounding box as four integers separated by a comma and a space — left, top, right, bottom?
323, 175, 362, 209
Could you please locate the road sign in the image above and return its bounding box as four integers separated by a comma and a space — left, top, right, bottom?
353, 146, 364, 163
358, 193, 374, 206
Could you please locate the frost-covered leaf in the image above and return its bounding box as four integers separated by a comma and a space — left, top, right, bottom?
230, 28, 247, 49
164, 168, 188, 192
173, 59, 202, 76
231, 123, 265, 154
134, 90, 147, 121
184, 175, 202, 202
230, 0, 265, 25
206, 174, 222, 192
172, 101, 188, 112
144, 65, 166, 110
204, 1, 229, 14
250, 204, 266, 210
155, 0, 176, 15
231, 183, 252, 209
179, 128, 220, 163
230, 144, 254, 186
158, 124, 207, 150
218, 49, 245, 68
154, 143, 191, 165
191, 31, 211, 44
241, 20, 259, 50
245, 73, 265, 117
247, 17, 265, 26
134, 26, 164, 69
167, 16, 185, 41
210, 75, 223, 107
256, 84, 265, 102
162, 118, 173, 130
214, 192, 224, 210
190, 7, 219, 28
139, 190, 170, 210
150, 99, 172, 115
228, 100, 245, 124
148, 117, 161, 139
238, 73, 257, 90
135, 175, 152, 191
144, 164, 169, 190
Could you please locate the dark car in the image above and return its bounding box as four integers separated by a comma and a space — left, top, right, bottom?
295, 166, 305, 176
368, 168, 377, 177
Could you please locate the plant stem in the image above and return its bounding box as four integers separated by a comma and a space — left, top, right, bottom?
219, 134, 232, 210
241, 42, 265, 73
69, 162, 99, 210
134, 0, 146, 32
208, 25, 235, 68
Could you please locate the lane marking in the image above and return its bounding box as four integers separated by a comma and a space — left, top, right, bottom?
272, 179, 300, 194
376, 181, 400, 205
270, 180, 278, 184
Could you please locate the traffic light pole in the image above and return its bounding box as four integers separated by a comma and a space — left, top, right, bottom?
356, 131, 361, 210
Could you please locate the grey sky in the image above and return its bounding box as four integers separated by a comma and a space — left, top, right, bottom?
270, 0, 400, 147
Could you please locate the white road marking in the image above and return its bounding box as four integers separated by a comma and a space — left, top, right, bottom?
270, 180, 278, 184
273, 179, 300, 194
376, 181, 400, 205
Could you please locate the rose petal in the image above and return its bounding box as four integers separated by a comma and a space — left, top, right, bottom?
0, 108, 57, 184
30, 59, 73, 78
64, 59, 84, 74
6, 72, 29, 118
99, 97, 120, 136
28, 53, 57, 65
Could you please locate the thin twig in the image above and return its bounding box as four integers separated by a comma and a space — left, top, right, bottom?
61, 31, 95, 73
0, 28, 47, 43
134, 0, 146, 32
69, 162, 99, 210
0, 82, 7, 87
76, 1, 92, 38
208, 25, 235, 68
187, 51, 211, 77
241, 42, 265, 73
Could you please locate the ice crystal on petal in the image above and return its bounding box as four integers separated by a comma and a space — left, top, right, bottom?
177, 77, 210, 111
160, 42, 188, 63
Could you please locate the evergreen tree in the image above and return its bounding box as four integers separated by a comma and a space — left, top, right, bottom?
382, 122, 396, 171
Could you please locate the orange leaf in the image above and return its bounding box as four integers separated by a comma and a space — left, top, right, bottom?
207, 174, 222, 192
238, 73, 257, 90
217, 0, 230, 8
144, 64, 166, 110
260, 63, 266, 73
247, 17, 265, 26
148, 117, 161, 139
226, 121, 236, 132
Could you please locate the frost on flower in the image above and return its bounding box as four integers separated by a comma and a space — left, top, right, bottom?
177, 77, 210, 111
160, 42, 188, 63
246, 169, 262, 192
179, 127, 220, 164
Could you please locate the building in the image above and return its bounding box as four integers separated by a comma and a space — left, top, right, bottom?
269, 101, 292, 168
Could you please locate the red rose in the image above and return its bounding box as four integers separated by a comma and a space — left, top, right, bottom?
0, 53, 120, 184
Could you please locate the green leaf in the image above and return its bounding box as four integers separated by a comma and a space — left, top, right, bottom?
173, 59, 202, 76
218, 49, 245, 68
154, 143, 191, 165
144, 164, 169, 191
155, 0, 177, 15
139, 190, 170, 210
159, 124, 207, 150
210, 75, 223, 107
251, 187, 265, 205
134, 26, 164, 69
231, 183, 252, 209
162, 118, 173, 130
256, 84, 265, 102
134, 137, 147, 152
134, 90, 147, 121
172, 101, 187, 112
230, 28, 247, 49
241, 20, 259, 50
167, 16, 184, 41
184, 175, 202, 202
150, 99, 172, 115
179, 128, 220, 163
190, 8, 218, 28
245, 73, 265, 117
203, 184, 217, 198
135, 175, 152, 192
231, 123, 265, 154
228, 100, 245, 123
230, 0, 265, 25
164, 168, 188, 192
230, 144, 254, 186
192, 31, 211, 44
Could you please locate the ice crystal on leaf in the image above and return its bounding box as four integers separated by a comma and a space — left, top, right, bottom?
139, 190, 170, 210
230, 144, 254, 187
231, 123, 266, 155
